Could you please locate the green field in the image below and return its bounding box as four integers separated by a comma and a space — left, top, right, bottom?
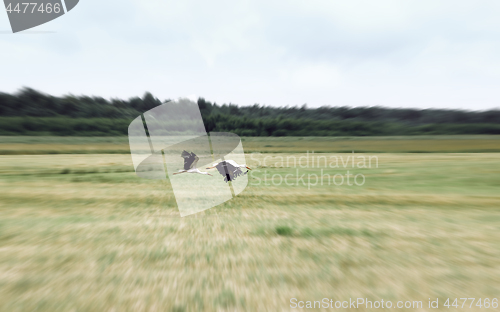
1, 135, 500, 154
0, 137, 499, 311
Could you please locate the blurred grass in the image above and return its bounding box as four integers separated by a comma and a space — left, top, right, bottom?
1, 135, 500, 154
0, 147, 499, 311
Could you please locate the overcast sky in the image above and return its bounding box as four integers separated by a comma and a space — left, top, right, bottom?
1, 0, 500, 110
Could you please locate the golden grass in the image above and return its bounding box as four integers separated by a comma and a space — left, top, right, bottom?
0, 153, 499, 311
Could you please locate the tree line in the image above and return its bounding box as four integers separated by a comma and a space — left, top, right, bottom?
1, 88, 499, 136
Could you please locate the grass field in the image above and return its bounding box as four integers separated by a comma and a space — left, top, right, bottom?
1, 135, 500, 154
0, 137, 499, 311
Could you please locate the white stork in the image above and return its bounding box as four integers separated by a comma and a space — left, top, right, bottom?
206, 160, 251, 182
173, 150, 213, 176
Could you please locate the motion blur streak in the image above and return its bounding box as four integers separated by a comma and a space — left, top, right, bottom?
0, 137, 499, 311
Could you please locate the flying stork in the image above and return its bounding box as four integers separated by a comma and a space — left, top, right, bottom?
206, 160, 251, 182
173, 151, 213, 176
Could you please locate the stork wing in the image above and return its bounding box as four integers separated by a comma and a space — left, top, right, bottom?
181, 151, 199, 170
232, 167, 244, 180
190, 154, 200, 169
215, 161, 241, 182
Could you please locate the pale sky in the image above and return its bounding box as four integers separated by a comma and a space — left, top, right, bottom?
1, 0, 500, 110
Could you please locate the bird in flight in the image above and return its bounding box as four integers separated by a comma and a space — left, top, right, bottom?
206, 160, 251, 182
173, 151, 213, 176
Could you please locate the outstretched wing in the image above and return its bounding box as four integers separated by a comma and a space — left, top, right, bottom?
215, 161, 242, 182
232, 167, 244, 180
189, 153, 199, 169
181, 150, 199, 170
